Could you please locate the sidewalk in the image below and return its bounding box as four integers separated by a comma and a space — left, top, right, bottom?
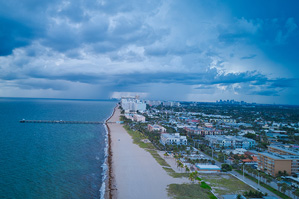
229, 170, 281, 199
199, 150, 282, 199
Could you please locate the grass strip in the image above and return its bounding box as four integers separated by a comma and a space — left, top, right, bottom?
124, 124, 190, 178
167, 183, 216, 199
146, 149, 170, 167
201, 181, 212, 190
123, 125, 155, 150
163, 167, 190, 178
235, 170, 291, 199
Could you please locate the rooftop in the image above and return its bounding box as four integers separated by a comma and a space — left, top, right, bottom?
259, 152, 299, 160
196, 164, 221, 169
269, 144, 299, 155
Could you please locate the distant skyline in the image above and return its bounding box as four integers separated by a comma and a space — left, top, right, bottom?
0, 0, 299, 105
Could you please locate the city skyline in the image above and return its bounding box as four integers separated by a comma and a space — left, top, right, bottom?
1, 0, 299, 104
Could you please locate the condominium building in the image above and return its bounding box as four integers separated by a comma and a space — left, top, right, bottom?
121, 97, 146, 112
258, 152, 299, 176
268, 144, 299, 155
160, 133, 187, 146
258, 144, 299, 176
205, 135, 255, 149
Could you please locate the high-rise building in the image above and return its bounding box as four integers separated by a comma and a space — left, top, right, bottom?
121, 96, 146, 112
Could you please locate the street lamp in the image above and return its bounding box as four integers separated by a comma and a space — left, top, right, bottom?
243, 164, 245, 180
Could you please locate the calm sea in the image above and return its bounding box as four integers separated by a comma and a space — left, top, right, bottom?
0, 98, 116, 199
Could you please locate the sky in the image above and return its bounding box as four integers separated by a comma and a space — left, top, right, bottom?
0, 0, 299, 105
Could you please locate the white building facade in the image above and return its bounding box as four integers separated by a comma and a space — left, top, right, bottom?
121, 97, 146, 112
160, 133, 187, 146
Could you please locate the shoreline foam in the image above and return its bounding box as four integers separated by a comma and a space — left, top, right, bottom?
104, 105, 117, 199
105, 106, 188, 199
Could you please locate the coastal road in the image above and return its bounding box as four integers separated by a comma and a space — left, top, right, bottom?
229, 170, 281, 199
196, 149, 282, 199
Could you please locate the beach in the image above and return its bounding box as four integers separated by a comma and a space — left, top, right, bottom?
106, 106, 187, 199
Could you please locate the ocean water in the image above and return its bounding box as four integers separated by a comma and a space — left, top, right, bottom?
0, 98, 116, 199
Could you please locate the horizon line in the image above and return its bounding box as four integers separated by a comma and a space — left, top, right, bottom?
1, 96, 299, 107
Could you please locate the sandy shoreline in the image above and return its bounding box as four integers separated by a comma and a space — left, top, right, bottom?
105, 105, 187, 199
104, 106, 117, 199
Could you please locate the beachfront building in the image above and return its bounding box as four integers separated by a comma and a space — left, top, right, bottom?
124, 114, 134, 121
205, 135, 255, 149
258, 144, 299, 176
148, 124, 166, 133
160, 133, 187, 146
133, 114, 146, 122
195, 164, 221, 173
124, 114, 146, 122
121, 97, 146, 112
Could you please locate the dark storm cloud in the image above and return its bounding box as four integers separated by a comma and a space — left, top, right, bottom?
268, 78, 299, 88
0, 15, 43, 56
0, 0, 161, 55
0, 0, 57, 56
0, 0, 298, 104
16, 79, 69, 91
249, 90, 279, 96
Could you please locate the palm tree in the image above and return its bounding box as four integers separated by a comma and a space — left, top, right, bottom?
179, 163, 184, 171
189, 172, 195, 183
266, 176, 272, 184
185, 165, 190, 173
164, 152, 169, 158
277, 183, 282, 192
281, 183, 288, 193
176, 160, 180, 168
293, 189, 299, 199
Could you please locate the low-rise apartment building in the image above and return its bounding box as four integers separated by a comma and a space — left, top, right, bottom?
205, 135, 255, 149
133, 114, 146, 122
125, 114, 146, 122
184, 127, 223, 136
148, 124, 166, 133
160, 133, 187, 146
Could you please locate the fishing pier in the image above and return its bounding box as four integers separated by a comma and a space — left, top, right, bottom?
19, 120, 123, 124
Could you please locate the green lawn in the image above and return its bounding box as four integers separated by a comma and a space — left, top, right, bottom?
200, 173, 255, 196
123, 125, 172, 167
167, 183, 216, 199
124, 125, 191, 178
235, 170, 291, 199
123, 125, 156, 150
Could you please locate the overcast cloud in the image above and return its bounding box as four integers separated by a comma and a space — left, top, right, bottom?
0, 0, 298, 104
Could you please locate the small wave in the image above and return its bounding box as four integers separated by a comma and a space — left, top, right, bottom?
99, 107, 114, 199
